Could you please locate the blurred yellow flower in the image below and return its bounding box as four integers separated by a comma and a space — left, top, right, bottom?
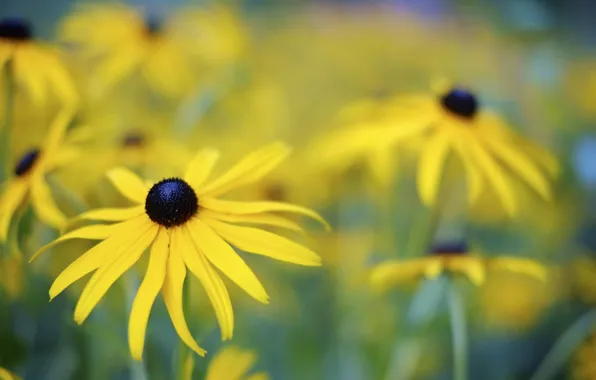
316, 80, 559, 216
0, 18, 76, 106
371, 241, 547, 290
203, 346, 268, 380
572, 331, 596, 380
480, 271, 554, 332
32, 143, 327, 360
0, 109, 77, 241
61, 4, 246, 98
567, 257, 596, 305
0, 251, 23, 299
0, 367, 20, 380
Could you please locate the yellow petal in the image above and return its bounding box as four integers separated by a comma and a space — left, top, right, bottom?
183, 353, 195, 380
417, 131, 451, 206
162, 249, 207, 356
174, 227, 234, 340
129, 228, 169, 360
200, 209, 305, 234
201, 198, 329, 231
366, 146, 396, 187
74, 222, 158, 324
0, 367, 20, 380
370, 260, 428, 292
206, 346, 257, 380
446, 257, 486, 285
246, 373, 269, 380
30, 222, 123, 263
0, 180, 28, 242
451, 137, 484, 205
48, 215, 150, 299
67, 206, 145, 228
44, 107, 76, 154
199, 142, 290, 196
205, 219, 321, 266
188, 219, 269, 304
482, 137, 552, 201
42, 52, 78, 106
30, 177, 67, 229
489, 257, 547, 281
184, 149, 219, 189
106, 167, 147, 204
13, 50, 46, 107
464, 131, 517, 216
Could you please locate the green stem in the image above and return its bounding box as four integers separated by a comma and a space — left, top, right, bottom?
1, 60, 14, 184
529, 308, 596, 380
448, 279, 468, 380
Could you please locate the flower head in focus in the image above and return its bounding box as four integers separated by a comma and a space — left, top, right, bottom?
60, 4, 246, 98
315, 79, 559, 216
0, 109, 78, 241
0, 17, 77, 106
370, 240, 547, 290
32, 143, 327, 360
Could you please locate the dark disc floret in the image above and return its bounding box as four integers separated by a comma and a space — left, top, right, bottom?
431, 241, 469, 256
439, 88, 479, 119
121, 132, 145, 148
144, 13, 163, 36
145, 178, 198, 228
0, 18, 33, 41
14, 148, 40, 177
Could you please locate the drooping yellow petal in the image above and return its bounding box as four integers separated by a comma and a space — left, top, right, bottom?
41, 52, 78, 106
183, 353, 195, 380
205, 219, 321, 266
366, 145, 396, 187
74, 222, 158, 324
0, 180, 28, 242
106, 167, 148, 204
206, 346, 257, 380
174, 227, 234, 340
369, 260, 428, 292
44, 107, 76, 154
200, 209, 305, 234
201, 198, 329, 230
30, 176, 67, 229
451, 137, 484, 205
48, 215, 151, 299
188, 219, 269, 304
13, 49, 47, 106
184, 149, 219, 189
246, 373, 269, 380
68, 206, 145, 228
482, 137, 552, 201
417, 131, 451, 206
489, 257, 547, 281
464, 131, 517, 216
199, 142, 290, 196
0, 367, 20, 380
445, 256, 486, 285
129, 228, 169, 360
30, 223, 123, 263
162, 249, 207, 356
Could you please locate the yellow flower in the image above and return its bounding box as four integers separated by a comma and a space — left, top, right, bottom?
0, 18, 76, 106
572, 331, 596, 380
202, 346, 268, 380
60, 4, 245, 98
0, 367, 20, 380
32, 143, 327, 360
316, 80, 559, 216
0, 109, 77, 241
370, 241, 547, 290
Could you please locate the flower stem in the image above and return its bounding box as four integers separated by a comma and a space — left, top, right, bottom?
448, 279, 468, 380
0, 61, 14, 183
529, 308, 596, 380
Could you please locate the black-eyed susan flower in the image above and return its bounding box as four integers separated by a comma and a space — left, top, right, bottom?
315, 80, 559, 216
202, 345, 268, 380
0, 109, 77, 241
0, 17, 76, 106
0, 367, 20, 380
60, 4, 246, 98
32, 143, 327, 360
370, 241, 547, 290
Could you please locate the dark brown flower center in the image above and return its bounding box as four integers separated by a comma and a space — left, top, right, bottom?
144, 13, 163, 36
0, 18, 32, 41
14, 148, 40, 177
431, 241, 469, 256
122, 132, 146, 148
145, 178, 198, 228
439, 88, 478, 119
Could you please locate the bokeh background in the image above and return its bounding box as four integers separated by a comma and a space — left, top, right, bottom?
1, 0, 596, 379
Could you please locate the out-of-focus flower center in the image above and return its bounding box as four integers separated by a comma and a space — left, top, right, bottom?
0, 18, 33, 41
145, 178, 198, 228
14, 148, 40, 177
122, 132, 146, 148
439, 88, 478, 119
263, 183, 286, 202
144, 13, 163, 36
431, 241, 469, 256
